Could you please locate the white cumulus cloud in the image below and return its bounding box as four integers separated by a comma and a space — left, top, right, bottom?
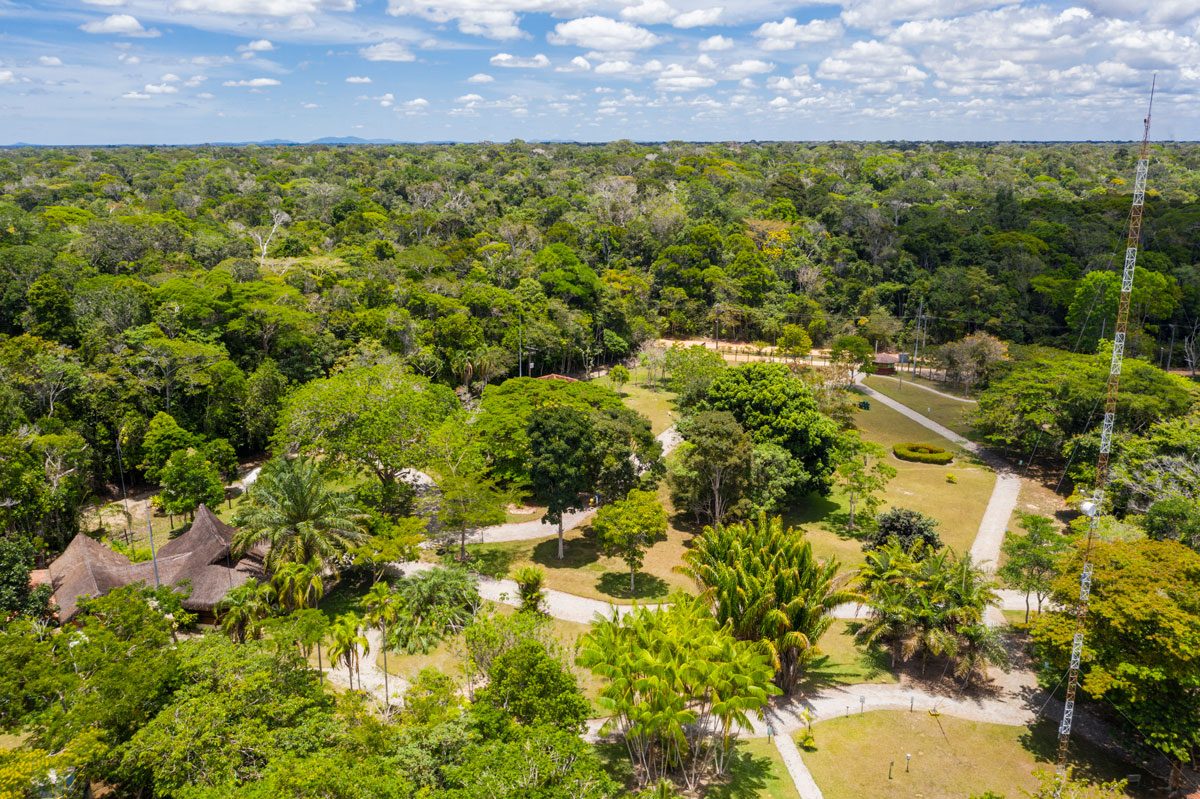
673, 7, 721, 28
0, 70, 14, 84
655, 63, 715, 90
620, 0, 673, 24
39, 56, 64, 66
548, 17, 663, 51
490, 52, 551, 68
170, 0, 355, 15
360, 42, 415, 62
346, 75, 373, 83
753, 17, 842, 50
222, 77, 282, 86
726, 59, 774, 79
698, 34, 733, 51
238, 39, 275, 52
466, 72, 495, 83
144, 82, 179, 94
121, 90, 150, 99
557, 55, 592, 71
80, 14, 160, 37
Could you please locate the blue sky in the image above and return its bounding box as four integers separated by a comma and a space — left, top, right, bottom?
1, 0, 1197, 144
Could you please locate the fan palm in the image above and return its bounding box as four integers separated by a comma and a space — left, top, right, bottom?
233, 456, 366, 574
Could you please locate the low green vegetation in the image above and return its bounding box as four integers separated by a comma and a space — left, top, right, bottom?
892, 442, 955, 464
801, 712, 1151, 799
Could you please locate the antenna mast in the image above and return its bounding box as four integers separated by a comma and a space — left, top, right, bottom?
1053, 75, 1155, 793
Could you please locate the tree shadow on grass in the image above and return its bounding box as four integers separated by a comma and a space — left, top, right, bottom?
705, 744, 772, 799
596, 571, 670, 601
447, 547, 521, 581
1019, 718, 1154, 794
530, 535, 602, 570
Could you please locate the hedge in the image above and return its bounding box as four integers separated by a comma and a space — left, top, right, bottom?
892, 442, 954, 464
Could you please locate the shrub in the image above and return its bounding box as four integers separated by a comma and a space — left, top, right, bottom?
946, 473, 958, 484
863, 507, 942, 554
892, 442, 954, 464
512, 566, 547, 614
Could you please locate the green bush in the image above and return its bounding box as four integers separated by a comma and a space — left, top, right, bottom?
892, 442, 954, 464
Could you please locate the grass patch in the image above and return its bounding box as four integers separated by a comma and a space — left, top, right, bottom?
446, 515, 693, 603
594, 736, 800, 799
592, 371, 678, 436
784, 400, 995, 569
796, 620, 897, 692
505, 505, 547, 524
862, 375, 976, 437
802, 711, 1152, 799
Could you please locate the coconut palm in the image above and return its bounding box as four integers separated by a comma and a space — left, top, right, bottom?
233, 456, 366, 574
327, 613, 370, 691
217, 581, 277, 644
360, 582, 399, 702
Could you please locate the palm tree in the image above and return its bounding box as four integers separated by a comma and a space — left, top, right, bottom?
233, 456, 366, 574
681, 513, 855, 693
955, 623, 1009, 688
360, 582, 398, 702
217, 581, 277, 644
271, 558, 325, 613
327, 613, 370, 691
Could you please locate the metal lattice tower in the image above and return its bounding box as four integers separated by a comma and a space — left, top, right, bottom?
1053, 76, 1156, 794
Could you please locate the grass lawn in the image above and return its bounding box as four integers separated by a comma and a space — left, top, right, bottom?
802, 711, 1152, 799
447, 521, 694, 603
860, 376, 976, 438
595, 736, 800, 799
592, 371, 678, 436
505, 504, 547, 524
785, 399, 996, 569
797, 620, 897, 692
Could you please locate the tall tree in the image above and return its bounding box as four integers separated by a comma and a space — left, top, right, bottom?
527, 405, 596, 559
593, 489, 668, 592
273, 364, 457, 514
998, 514, 1069, 621
668, 410, 751, 525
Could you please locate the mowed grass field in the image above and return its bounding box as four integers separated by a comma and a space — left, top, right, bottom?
802, 711, 1153, 799
592, 370, 678, 436
797, 619, 898, 692
595, 736, 800, 799
786, 398, 996, 569
861, 374, 977, 437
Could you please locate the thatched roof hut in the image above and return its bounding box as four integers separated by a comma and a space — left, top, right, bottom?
48, 505, 262, 623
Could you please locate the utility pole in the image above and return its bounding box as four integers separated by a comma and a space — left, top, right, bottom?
1166, 323, 1176, 372
911, 298, 924, 377
146, 505, 161, 588
1053, 76, 1155, 798
115, 430, 131, 547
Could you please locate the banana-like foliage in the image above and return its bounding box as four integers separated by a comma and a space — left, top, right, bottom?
577, 595, 780, 792
679, 513, 854, 694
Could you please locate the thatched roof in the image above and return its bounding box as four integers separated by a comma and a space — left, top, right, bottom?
49, 504, 261, 623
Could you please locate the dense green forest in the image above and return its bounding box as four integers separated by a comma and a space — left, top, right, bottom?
3, 140, 1199, 549
2, 141, 1199, 799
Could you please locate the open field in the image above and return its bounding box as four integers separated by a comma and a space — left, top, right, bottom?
787, 398, 996, 568
595, 736, 800, 799
861, 375, 976, 437
802, 711, 1152, 799
593, 371, 678, 435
